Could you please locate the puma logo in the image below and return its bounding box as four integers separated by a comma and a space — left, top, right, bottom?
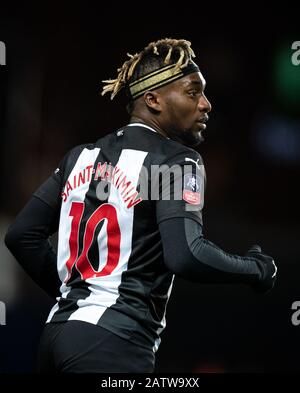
185, 157, 201, 169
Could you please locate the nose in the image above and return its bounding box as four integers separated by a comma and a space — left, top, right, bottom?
198, 93, 212, 113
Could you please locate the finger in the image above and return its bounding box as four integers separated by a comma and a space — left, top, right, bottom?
248, 244, 262, 253
271, 260, 277, 278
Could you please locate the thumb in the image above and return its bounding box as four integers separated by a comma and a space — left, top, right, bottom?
247, 244, 262, 254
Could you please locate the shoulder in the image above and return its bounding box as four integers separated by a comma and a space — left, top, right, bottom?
162, 141, 204, 168
57, 142, 99, 180
63, 142, 98, 162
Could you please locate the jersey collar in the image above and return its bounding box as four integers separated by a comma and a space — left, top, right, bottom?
127, 122, 157, 133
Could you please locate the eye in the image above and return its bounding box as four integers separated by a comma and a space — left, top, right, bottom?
188, 90, 198, 97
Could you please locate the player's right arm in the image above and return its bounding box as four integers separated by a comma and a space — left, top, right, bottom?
156, 150, 277, 292
159, 217, 277, 292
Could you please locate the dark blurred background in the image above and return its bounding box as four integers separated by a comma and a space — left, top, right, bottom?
0, 3, 299, 373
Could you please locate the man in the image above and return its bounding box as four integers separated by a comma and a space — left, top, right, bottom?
5, 38, 277, 373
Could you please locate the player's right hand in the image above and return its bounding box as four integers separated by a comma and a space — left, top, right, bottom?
245, 244, 277, 293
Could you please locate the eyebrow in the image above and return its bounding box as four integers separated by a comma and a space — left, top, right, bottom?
183, 79, 206, 89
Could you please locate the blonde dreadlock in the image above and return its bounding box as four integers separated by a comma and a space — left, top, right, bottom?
101, 38, 196, 100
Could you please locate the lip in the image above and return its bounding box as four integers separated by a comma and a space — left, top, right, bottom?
196, 122, 206, 130
196, 115, 209, 130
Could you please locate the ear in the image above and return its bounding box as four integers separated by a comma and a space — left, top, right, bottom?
143, 91, 163, 112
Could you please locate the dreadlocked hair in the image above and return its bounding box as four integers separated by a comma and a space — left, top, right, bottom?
101, 38, 196, 101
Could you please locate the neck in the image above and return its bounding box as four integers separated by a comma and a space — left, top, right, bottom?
129, 115, 169, 139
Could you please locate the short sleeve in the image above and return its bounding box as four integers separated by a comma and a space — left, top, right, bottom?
155, 151, 205, 225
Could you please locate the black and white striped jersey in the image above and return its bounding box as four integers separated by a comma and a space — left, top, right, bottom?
34, 123, 205, 352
